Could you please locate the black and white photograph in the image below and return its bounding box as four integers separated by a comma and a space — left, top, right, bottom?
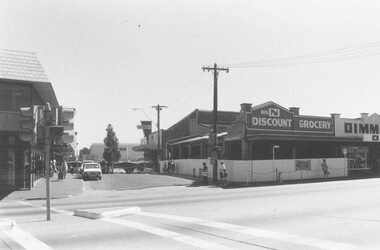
1, 0, 380, 249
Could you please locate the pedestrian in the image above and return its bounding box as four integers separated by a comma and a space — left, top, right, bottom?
202, 162, 208, 184
321, 159, 329, 178
170, 160, 175, 174
49, 160, 56, 178
163, 161, 168, 174
62, 160, 68, 179
220, 162, 228, 187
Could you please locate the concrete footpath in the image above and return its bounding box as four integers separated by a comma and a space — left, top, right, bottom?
1, 174, 84, 201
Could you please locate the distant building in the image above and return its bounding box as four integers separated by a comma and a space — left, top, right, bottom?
89, 143, 144, 162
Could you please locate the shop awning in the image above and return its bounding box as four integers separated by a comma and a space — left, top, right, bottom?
246, 134, 362, 142
132, 144, 158, 152
168, 132, 227, 146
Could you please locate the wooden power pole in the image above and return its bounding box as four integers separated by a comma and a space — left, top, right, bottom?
202, 63, 229, 182
152, 104, 167, 172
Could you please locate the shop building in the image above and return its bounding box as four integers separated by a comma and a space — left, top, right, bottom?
157, 101, 380, 177
333, 112, 380, 172
0, 49, 60, 189
165, 109, 240, 160
226, 102, 380, 173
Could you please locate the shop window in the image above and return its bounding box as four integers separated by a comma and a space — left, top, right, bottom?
342, 146, 369, 169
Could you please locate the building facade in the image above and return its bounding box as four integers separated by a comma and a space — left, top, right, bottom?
149, 101, 380, 175
89, 143, 144, 162
0, 49, 59, 189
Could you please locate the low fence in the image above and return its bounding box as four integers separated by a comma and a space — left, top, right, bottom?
160, 158, 348, 183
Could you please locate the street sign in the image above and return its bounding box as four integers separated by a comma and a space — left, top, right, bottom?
137, 125, 152, 130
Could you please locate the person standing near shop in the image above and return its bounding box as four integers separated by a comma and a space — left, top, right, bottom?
202, 162, 208, 184
321, 159, 329, 178
62, 160, 68, 179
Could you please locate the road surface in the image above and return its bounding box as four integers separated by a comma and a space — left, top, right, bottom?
2, 174, 380, 249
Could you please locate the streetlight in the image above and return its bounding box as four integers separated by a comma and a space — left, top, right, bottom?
272, 145, 280, 181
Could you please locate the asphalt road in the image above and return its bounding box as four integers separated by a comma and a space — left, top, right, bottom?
83, 172, 195, 191
2, 174, 380, 249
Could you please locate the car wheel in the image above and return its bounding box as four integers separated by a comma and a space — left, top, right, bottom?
99, 176, 102, 180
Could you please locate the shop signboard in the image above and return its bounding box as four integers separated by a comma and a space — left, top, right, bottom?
362, 134, 380, 142
249, 103, 293, 132
293, 116, 333, 133
248, 102, 333, 134
334, 113, 380, 138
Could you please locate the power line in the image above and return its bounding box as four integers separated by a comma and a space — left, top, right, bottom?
166, 71, 203, 107
225, 41, 380, 68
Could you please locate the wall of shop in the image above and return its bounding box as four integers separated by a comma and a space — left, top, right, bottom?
161, 158, 347, 183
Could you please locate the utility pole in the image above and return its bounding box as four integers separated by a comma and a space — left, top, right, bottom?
44, 102, 52, 221
202, 63, 229, 182
152, 104, 167, 173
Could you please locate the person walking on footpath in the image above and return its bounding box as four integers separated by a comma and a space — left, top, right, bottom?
202, 162, 208, 184
219, 161, 228, 188
321, 159, 329, 178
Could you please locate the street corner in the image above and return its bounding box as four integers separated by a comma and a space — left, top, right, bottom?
74, 206, 141, 220
0, 219, 52, 250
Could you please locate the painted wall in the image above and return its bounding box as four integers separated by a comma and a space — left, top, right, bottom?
161, 158, 347, 183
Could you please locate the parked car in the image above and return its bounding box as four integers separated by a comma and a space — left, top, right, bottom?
132, 168, 141, 174
82, 162, 102, 181
67, 161, 82, 174
113, 168, 126, 174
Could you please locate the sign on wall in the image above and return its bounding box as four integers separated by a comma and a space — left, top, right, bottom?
247, 102, 333, 134
334, 114, 380, 140
295, 160, 311, 171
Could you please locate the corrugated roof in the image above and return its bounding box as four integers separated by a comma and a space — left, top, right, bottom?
0, 49, 49, 82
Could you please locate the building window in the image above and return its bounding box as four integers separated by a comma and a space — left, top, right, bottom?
0, 82, 11, 111
14, 84, 32, 110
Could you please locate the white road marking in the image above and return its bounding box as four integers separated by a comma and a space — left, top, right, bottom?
17, 201, 358, 249
2, 220, 52, 250
101, 217, 234, 250
140, 212, 359, 250
81, 178, 86, 191
18, 201, 74, 216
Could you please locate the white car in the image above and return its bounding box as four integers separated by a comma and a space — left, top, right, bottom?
82, 163, 102, 181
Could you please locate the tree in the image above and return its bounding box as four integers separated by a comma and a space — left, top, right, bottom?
103, 124, 121, 172
79, 147, 90, 161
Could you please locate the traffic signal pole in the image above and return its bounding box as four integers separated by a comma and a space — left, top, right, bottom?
202, 63, 229, 182
44, 103, 51, 221
44, 126, 51, 221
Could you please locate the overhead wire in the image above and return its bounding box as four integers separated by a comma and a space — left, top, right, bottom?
225, 41, 380, 68
165, 71, 203, 107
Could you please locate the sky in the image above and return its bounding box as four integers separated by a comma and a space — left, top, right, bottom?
1, 0, 380, 149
